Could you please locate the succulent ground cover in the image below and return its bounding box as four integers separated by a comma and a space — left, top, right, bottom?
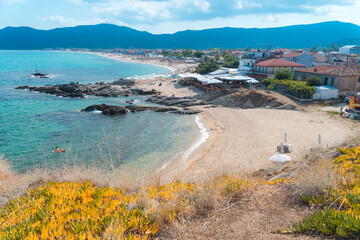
285, 146, 360, 237
0, 176, 251, 239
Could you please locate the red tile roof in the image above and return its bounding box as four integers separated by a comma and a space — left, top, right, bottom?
283, 52, 303, 58
255, 58, 306, 67
295, 65, 358, 77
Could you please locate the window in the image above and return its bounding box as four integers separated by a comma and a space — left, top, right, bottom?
324, 77, 328, 85
330, 78, 335, 86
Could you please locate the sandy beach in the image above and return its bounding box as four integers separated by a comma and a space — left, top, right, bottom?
82, 51, 198, 74
87, 51, 359, 182
137, 79, 359, 182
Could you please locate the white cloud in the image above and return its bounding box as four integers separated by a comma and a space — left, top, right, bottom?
263, 14, 280, 23
1, 0, 25, 3
39, 14, 124, 27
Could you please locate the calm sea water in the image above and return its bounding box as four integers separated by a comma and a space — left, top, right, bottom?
0, 50, 198, 172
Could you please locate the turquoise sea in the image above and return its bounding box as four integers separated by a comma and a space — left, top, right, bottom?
0, 50, 199, 172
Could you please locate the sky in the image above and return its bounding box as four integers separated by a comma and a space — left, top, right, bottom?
1, 0, 360, 33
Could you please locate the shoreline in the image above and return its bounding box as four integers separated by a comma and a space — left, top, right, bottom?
74, 51, 198, 74
155, 113, 217, 182
26, 50, 359, 182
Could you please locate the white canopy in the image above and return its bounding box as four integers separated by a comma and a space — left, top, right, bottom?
269, 154, 292, 163
247, 79, 260, 84
216, 74, 257, 82
179, 73, 222, 85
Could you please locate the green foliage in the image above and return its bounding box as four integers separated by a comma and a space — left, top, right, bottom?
183, 49, 193, 57
262, 79, 316, 99
161, 50, 171, 56
274, 68, 294, 80
309, 46, 317, 52
306, 76, 323, 86
205, 56, 216, 63
193, 50, 204, 58
222, 54, 239, 68
196, 62, 220, 74
330, 43, 339, 52
286, 209, 360, 237
261, 79, 273, 88
284, 146, 360, 238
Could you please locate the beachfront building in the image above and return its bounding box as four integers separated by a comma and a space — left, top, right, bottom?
178, 73, 223, 92
295, 65, 360, 96
283, 52, 316, 68
215, 75, 259, 88
339, 45, 360, 55
251, 58, 306, 81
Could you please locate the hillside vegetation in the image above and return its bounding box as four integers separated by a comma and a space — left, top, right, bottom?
1, 21, 360, 49
1, 144, 360, 239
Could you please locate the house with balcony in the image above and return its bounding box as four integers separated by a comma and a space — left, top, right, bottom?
251, 58, 306, 81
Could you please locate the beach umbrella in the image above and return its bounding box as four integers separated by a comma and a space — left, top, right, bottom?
269, 154, 291, 163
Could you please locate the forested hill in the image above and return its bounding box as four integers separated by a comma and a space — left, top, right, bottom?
1, 21, 360, 50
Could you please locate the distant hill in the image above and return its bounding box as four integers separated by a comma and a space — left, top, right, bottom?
1, 21, 360, 50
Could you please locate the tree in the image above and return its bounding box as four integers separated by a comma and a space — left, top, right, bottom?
330, 43, 339, 52
309, 46, 317, 52
222, 54, 239, 68
274, 68, 293, 80
193, 50, 204, 58
306, 76, 323, 86
161, 50, 171, 56
182, 49, 193, 57
196, 62, 220, 74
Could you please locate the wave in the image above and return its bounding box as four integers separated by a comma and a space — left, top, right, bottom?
156, 115, 209, 173
181, 116, 209, 164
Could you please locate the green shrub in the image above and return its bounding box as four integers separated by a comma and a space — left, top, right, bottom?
261, 78, 316, 99
306, 76, 323, 86
275, 68, 294, 80
196, 62, 220, 74
222, 55, 239, 68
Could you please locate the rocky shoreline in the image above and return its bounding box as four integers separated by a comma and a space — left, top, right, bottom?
15, 79, 299, 111
81, 104, 201, 115
16, 79, 159, 98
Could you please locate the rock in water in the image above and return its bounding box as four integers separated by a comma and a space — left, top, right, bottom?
81, 104, 129, 115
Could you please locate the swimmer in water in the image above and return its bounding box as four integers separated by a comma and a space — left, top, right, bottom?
54, 147, 66, 153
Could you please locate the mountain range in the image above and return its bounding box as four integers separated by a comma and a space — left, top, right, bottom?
1, 21, 360, 50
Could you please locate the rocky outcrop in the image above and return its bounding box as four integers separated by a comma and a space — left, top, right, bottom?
147, 96, 207, 107
81, 104, 129, 115
81, 104, 201, 115
16, 80, 160, 98
208, 89, 299, 110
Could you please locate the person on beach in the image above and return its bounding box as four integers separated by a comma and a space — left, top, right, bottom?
54, 147, 66, 153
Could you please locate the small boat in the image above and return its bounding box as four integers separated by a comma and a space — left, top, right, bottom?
31, 70, 49, 78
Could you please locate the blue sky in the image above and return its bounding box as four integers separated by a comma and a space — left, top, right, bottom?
1, 0, 360, 33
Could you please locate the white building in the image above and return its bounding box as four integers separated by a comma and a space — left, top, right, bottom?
339, 45, 360, 55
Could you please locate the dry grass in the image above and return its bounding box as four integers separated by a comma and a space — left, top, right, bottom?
293, 157, 339, 197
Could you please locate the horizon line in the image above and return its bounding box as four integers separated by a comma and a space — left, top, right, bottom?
0, 20, 357, 35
